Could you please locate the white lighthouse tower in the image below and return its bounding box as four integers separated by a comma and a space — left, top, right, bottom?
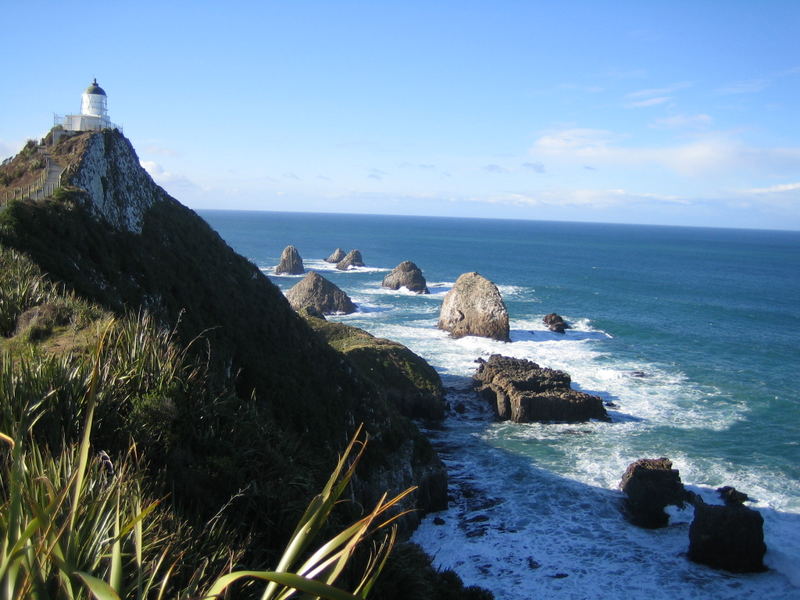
58, 79, 120, 132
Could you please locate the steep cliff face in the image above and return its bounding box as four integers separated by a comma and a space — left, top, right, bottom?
0, 129, 447, 547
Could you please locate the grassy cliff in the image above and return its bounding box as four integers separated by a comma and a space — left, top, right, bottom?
0, 130, 492, 598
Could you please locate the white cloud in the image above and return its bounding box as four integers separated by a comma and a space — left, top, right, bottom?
742, 182, 800, 194
140, 160, 196, 189
478, 188, 688, 209
627, 82, 690, 99
717, 79, 769, 95
530, 128, 800, 177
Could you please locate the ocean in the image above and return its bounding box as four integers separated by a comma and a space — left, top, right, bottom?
200, 209, 800, 599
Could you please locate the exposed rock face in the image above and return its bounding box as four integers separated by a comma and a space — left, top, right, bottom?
473, 354, 610, 423
382, 261, 429, 294
336, 249, 364, 270
619, 458, 689, 528
688, 502, 767, 572
302, 315, 446, 421
543, 313, 570, 333
275, 245, 304, 275
285, 271, 356, 315
63, 130, 163, 234
438, 272, 510, 342
325, 248, 346, 263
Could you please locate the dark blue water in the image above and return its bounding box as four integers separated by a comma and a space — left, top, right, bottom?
201, 209, 800, 598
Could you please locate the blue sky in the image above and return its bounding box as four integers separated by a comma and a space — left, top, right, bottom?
2, 1, 799, 229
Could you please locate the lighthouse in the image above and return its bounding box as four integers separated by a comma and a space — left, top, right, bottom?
58, 79, 120, 133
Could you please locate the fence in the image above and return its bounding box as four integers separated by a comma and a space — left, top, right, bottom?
1, 156, 65, 205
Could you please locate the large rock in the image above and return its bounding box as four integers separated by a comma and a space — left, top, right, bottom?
285, 271, 356, 315
438, 272, 510, 342
325, 248, 345, 263
543, 313, 570, 333
474, 354, 610, 423
275, 245, 304, 275
302, 314, 446, 421
619, 458, 689, 528
688, 501, 767, 572
382, 261, 429, 294
336, 249, 364, 270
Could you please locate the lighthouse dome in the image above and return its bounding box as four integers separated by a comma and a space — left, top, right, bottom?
85, 79, 106, 96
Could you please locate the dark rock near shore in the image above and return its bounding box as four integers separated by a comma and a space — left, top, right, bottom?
382, 261, 429, 294
325, 247, 346, 263
275, 244, 304, 275
619, 458, 689, 528
717, 486, 749, 506
543, 313, 570, 333
285, 271, 356, 315
336, 249, 364, 270
438, 272, 510, 342
688, 501, 767, 572
473, 354, 610, 423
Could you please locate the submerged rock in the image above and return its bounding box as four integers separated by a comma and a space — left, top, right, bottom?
473, 354, 610, 423
438, 272, 510, 342
382, 260, 429, 294
336, 249, 364, 270
619, 458, 689, 528
285, 271, 356, 315
543, 312, 570, 333
688, 501, 767, 572
275, 244, 304, 275
324, 247, 346, 263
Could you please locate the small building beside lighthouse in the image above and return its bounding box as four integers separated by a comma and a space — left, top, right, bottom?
56, 79, 121, 132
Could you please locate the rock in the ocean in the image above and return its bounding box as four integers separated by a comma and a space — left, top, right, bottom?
285, 271, 356, 315
325, 248, 346, 263
336, 249, 365, 270
438, 272, 510, 342
382, 261, 429, 294
473, 354, 610, 423
688, 501, 767, 572
543, 313, 570, 333
717, 486, 749, 506
619, 458, 689, 528
275, 245, 304, 275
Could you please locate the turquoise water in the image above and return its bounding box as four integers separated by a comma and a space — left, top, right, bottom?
201, 210, 800, 598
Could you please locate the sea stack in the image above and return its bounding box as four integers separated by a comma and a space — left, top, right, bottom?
325, 248, 346, 263
437, 272, 510, 342
619, 458, 689, 528
382, 261, 429, 294
285, 271, 356, 314
336, 249, 365, 271
275, 245, 304, 275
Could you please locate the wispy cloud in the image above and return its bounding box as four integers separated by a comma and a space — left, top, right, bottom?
140, 160, 196, 189
477, 188, 688, 209
483, 164, 508, 173
521, 161, 545, 173
717, 79, 770, 95
624, 82, 689, 109
368, 168, 386, 180
742, 182, 800, 194
651, 114, 713, 129
626, 96, 671, 108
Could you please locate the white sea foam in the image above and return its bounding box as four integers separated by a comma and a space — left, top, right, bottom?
329, 280, 799, 599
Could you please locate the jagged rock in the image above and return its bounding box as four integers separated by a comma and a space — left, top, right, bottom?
619, 458, 689, 528
275, 245, 304, 275
438, 272, 510, 342
382, 261, 429, 294
325, 248, 345, 263
302, 315, 446, 421
543, 313, 570, 333
336, 249, 364, 270
688, 501, 767, 572
285, 271, 356, 315
717, 486, 749, 506
473, 354, 610, 423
